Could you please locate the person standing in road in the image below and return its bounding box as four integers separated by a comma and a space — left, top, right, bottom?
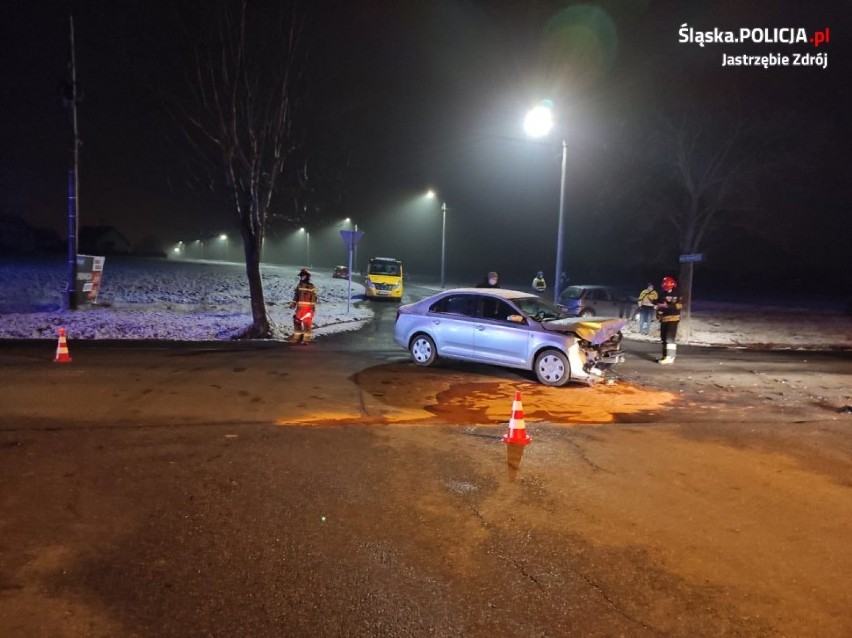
531, 271, 547, 293
655, 275, 682, 364
289, 268, 318, 344
637, 282, 658, 336
476, 271, 501, 288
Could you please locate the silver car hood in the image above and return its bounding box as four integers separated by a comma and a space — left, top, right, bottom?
541, 318, 628, 344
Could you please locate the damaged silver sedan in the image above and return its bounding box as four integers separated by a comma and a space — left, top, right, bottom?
393, 288, 627, 386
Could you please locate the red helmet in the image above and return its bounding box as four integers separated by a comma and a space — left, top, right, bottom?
661, 276, 677, 292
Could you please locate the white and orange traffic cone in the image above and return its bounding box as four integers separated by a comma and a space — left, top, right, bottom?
54, 327, 72, 363
502, 391, 530, 446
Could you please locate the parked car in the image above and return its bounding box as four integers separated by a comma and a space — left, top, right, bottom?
393, 288, 627, 386
557, 285, 636, 318
332, 265, 349, 279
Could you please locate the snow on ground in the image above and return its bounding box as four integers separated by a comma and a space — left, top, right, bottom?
0, 257, 850, 349
0, 258, 373, 341
624, 299, 851, 351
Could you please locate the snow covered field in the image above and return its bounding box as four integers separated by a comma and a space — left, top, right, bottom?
0, 258, 372, 341
0, 257, 849, 349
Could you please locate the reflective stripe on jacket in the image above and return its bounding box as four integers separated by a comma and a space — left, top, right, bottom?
656, 291, 682, 322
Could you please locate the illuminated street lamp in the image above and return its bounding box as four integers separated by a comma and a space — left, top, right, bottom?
299, 227, 310, 266
426, 190, 447, 288
524, 101, 567, 303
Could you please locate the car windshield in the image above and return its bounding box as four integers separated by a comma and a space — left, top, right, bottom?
513, 296, 569, 322
369, 262, 400, 276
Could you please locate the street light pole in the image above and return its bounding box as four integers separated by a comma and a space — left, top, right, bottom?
440, 202, 447, 289
65, 16, 80, 310
554, 139, 567, 304
352, 222, 358, 274
524, 102, 568, 304
300, 227, 310, 266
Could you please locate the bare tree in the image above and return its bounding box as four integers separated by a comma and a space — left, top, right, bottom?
642, 114, 777, 336
181, 0, 305, 338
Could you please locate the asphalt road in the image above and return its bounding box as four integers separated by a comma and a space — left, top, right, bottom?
1, 295, 851, 637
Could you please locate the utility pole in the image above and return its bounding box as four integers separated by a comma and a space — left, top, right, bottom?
440, 202, 447, 289
553, 139, 567, 304
65, 15, 81, 310
353, 223, 358, 274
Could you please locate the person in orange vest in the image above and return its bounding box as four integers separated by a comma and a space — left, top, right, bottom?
289, 268, 318, 343
655, 275, 682, 364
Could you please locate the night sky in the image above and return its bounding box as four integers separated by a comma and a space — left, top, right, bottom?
3, 1, 849, 293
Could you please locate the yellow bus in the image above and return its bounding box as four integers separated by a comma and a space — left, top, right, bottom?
364, 257, 404, 300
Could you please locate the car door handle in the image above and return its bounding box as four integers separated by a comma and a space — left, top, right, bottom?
475, 325, 485, 331
432, 319, 441, 325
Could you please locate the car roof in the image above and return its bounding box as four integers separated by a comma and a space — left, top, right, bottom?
562, 284, 618, 294
567, 284, 615, 289
432, 287, 537, 300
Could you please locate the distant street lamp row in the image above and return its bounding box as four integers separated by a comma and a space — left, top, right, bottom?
171, 219, 357, 270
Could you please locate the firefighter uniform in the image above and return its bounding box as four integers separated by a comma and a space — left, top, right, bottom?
289, 269, 317, 343
656, 276, 682, 364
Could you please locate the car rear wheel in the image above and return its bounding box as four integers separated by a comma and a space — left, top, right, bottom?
410, 334, 438, 366
534, 349, 571, 386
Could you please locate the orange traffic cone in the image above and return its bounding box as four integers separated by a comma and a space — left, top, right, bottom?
54, 327, 72, 363
502, 391, 530, 446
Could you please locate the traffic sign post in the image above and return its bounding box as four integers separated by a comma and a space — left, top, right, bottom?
678, 253, 704, 329
340, 230, 364, 313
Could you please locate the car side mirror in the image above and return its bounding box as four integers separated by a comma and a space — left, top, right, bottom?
507, 314, 526, 323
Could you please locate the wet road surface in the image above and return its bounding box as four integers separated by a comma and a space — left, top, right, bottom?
1, 299, 851, 637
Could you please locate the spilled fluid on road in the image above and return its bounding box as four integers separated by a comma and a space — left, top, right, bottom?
278, 363, 677, 427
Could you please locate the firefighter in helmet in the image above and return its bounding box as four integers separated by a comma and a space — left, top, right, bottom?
655, 275, 682, 364
289, 268, 318, 343
531, 271, 547, 293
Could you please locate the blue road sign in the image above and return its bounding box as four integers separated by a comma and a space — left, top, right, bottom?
340, 230, 364, 247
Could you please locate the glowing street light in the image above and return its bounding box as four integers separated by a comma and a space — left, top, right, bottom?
525, 101, 567, 303
523, 104, 554, 138
426, 190, 448, 288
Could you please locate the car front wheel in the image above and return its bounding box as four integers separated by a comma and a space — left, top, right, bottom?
534, 349, 571, 386
409, 334, 438, 366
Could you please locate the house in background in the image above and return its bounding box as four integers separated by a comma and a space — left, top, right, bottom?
0, 215, 37, 254
79, 225, 132, 255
